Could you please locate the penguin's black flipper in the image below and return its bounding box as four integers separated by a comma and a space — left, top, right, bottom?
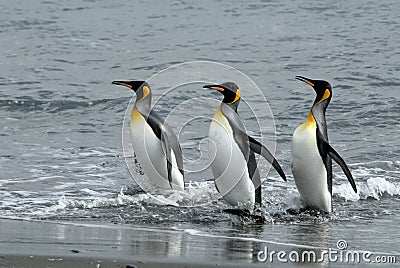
322, 140, 357, 193
248, 136, 287, 181
147, 110, 185, 188
160, 132, 173, 187
248, 151, 262, 206
160, 128, 185, 188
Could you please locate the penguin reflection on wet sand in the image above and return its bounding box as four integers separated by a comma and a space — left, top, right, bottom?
112, 80, 184, 191
291, 76, 357, 213
204, 82, 286, 214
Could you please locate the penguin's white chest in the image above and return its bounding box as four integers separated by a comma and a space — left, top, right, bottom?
291, 123, 331, 212
130, 109, 183, 191
208, 110, 254, 211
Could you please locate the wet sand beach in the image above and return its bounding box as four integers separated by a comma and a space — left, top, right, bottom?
2, 218, 397, 267
0, 218, 283, 268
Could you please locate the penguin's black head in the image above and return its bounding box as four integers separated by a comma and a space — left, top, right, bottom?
295, 76, 332, 104
112, 80, 152, 101
203, 82, 241, 105
112, 80, 146, 92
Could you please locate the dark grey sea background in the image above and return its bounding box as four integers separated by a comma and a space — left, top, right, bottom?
0, 0, 399, 266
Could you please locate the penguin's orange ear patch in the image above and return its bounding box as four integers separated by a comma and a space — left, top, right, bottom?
143, 86, 150, 96
316, 89, 331, 104
137, 85, 151, 101
227, 89, 241, 104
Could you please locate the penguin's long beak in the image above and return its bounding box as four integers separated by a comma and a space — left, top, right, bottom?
295, 76, 315, 87
112, 81, 133, 89
203, 84, 225, 92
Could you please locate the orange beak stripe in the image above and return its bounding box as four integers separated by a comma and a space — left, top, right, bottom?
305, 80, 314, 87
121, 83, 133, 89
210, 86, 224, 92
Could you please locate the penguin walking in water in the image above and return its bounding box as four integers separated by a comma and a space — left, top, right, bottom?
291, 76, 357, 213
112, 80, 184, 191
204, 82, 286, 213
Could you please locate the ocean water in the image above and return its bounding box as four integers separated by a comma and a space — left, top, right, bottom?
0, 0, 399, 266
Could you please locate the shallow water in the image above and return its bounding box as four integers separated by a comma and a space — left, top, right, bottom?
0, 0, 399, 266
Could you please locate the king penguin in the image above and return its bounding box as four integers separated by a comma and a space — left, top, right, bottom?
112, 80, 184, 191
204, 82, 286, 212
291, 76, 357, 213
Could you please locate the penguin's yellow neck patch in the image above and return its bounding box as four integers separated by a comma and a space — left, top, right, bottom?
211, 105, 231, 132
214, 105, 224, 118
300, 89, 329, 128
227, 89, 240, 104
301, 110, 316, 128
212, 105, 226, 123
131, 107, 143, 119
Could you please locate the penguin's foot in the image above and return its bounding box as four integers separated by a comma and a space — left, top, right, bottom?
286, 206, 329, 216
223, 208, 267, 225
223, 208, 251, 217
286, 207, 309, 215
